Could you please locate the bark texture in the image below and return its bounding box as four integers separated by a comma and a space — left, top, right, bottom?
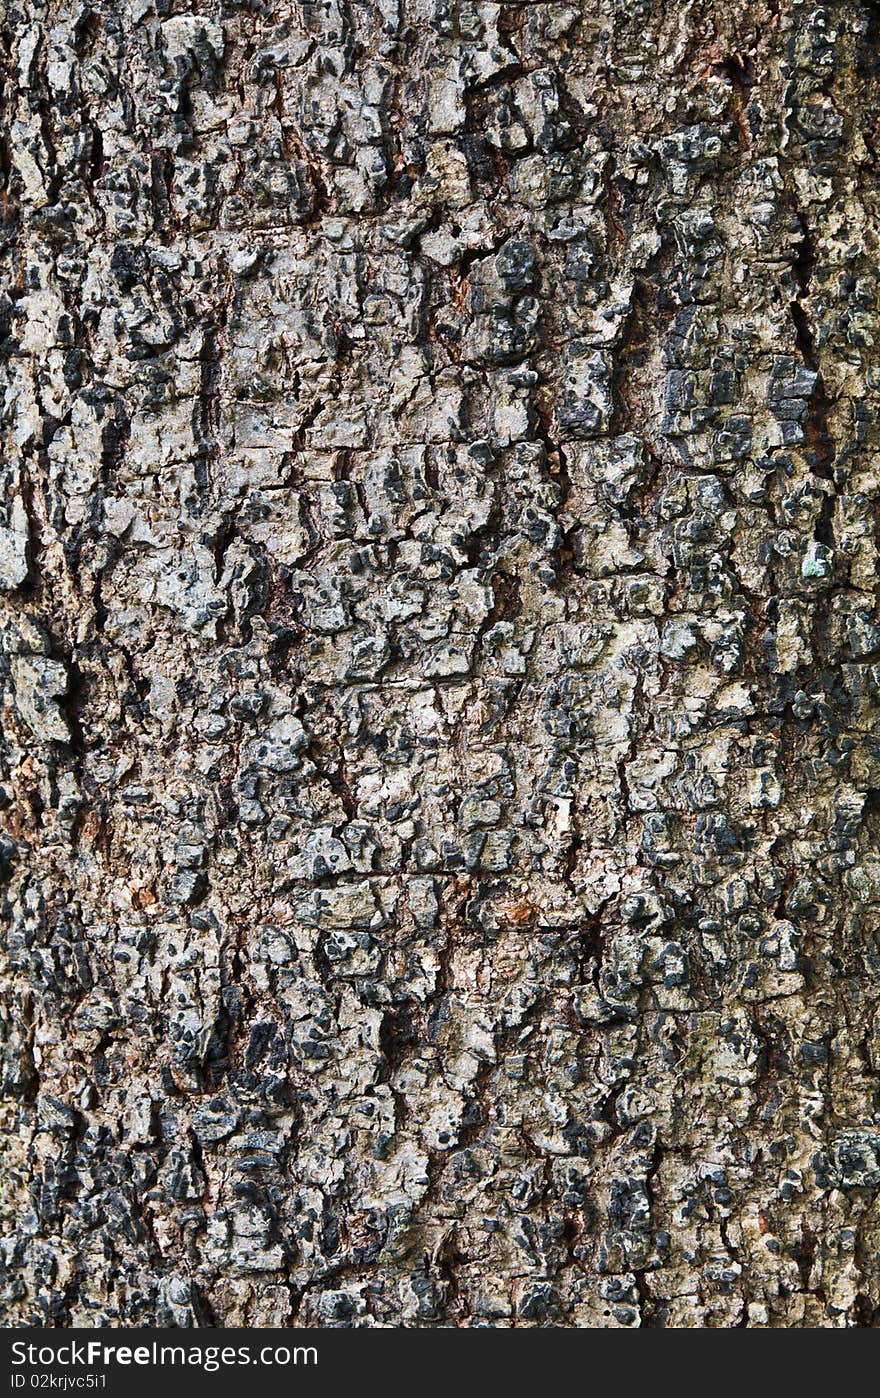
2, 0, 880, 1329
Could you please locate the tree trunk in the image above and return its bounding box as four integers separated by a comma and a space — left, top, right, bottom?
2, 0, 880, 1329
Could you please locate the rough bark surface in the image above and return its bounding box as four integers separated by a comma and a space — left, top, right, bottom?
2, 0, 880, 1329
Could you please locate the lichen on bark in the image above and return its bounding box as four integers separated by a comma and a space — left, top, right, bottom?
3, 0, 880, 1328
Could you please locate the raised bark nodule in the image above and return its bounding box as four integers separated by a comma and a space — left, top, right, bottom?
2, 0, 880, 1329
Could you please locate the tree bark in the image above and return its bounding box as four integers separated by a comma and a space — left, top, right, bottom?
2, 0, 880, 1328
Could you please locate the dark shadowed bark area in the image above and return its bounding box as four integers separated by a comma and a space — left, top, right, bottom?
3, 0, 880, 1328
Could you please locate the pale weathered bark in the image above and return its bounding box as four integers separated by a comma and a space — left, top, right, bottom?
2, 0, 880, 1328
